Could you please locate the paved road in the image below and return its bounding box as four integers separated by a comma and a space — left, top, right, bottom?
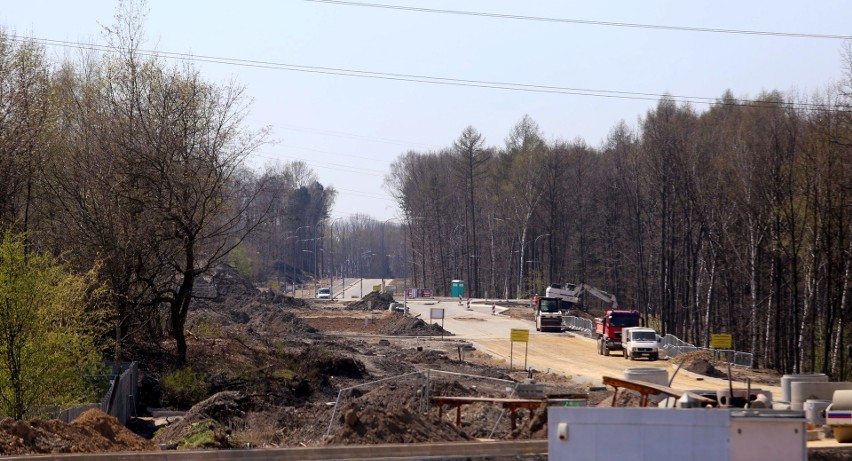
330, 277, 385, 300
404, 298, 782, 397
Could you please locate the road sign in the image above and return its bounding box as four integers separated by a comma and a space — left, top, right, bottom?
430, 308, 446, 340
509, 328, 530, 371
510, 328, 530, 343
711, 334, 732, 349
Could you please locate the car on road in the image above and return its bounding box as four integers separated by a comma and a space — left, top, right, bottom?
316, 287, 331, 299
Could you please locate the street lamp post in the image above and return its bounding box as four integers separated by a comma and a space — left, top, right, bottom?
360, 250, 372, 298
529, 233, 550, 296
314, 219, 329, 291
302, 249, 314, 296
381, 218, 402, 291
329, 217, 344, 299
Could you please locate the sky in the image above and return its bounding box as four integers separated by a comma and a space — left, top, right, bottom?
2, 1, 849, 221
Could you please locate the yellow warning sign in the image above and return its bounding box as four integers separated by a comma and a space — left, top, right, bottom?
711, 334, 733, 349
510, 328, 530, 343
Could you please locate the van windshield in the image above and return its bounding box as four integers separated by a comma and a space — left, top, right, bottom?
318, 288, 330, 294
632, 331, 656, 341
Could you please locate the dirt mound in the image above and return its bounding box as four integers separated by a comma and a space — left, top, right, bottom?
595, 390, 645, 407
675, 350, 728, 379
189, 294, 318, 341
0, 409, 156, 456
379, 313, 452, 336
346, 291, 395, 311
296, 347, 367, 383
327, 404, 470, 445
204, 264, 259, 299
245, 309, 318, 337
153, 391, 254, 449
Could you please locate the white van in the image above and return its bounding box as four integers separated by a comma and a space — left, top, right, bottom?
622, 327, 661, 361
316, 287, 331, 299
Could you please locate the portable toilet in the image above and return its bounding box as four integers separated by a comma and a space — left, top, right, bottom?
451, 280, 465, 297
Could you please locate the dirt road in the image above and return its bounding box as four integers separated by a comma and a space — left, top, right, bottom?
405, 298, 781, 397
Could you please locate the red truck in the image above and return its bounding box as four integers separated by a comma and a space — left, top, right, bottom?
594, 310, 640, 356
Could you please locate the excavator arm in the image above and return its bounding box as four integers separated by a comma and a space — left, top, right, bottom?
574, 283, 618, 309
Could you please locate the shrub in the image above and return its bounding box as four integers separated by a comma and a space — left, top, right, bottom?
161, 367, 208, 409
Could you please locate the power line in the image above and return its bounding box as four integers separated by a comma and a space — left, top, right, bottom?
10, 34, 849, 113
251, 150, 386, 177
305, 0, 852, 40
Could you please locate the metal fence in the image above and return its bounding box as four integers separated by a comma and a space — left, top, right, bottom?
558, 323, 754, 368
58, 361, 138, 424
660, 334, 753, 368
562, 315, 594, 336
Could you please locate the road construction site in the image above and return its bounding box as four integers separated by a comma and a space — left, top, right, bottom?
0, 271, 849, 460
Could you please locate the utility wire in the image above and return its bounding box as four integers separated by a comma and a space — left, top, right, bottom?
305, 0, 852, 41
10, 34, 849, 113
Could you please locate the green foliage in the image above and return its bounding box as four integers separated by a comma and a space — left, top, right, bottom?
271, 368, 296, 380
177, 419, 245, 450
161, 367, 208, 409
226, 243, 253, 278
80, 362, 114, 402
189, 317, 222, 339
0, 229, 108, 419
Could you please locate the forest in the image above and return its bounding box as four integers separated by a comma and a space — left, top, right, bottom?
383, 64, 852, 379
0, 12, 850, 392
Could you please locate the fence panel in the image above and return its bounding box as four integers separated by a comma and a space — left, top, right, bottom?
660, 336, 752, 368
562, 316, 593, 336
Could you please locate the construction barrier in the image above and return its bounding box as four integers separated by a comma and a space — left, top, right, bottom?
562, 316, 594, 336
661, 334, 753, 368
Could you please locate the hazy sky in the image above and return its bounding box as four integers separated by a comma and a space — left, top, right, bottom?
3, 1, 849, 221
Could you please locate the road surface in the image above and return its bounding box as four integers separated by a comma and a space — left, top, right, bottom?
404, 298, 781, 397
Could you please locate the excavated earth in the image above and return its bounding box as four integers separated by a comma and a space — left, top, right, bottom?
0, 266, 841, 460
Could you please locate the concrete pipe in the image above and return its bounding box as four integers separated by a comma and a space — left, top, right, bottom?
790, 381, 852, 410
804, 399, 831, 426
623, 367, 669, 387
716, 388, 772, 408
780, 373, 827, 403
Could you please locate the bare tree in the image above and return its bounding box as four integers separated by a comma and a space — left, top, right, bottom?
452, 126, 490, 297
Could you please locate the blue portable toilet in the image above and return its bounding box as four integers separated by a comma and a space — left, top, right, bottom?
451, 280, 465, 298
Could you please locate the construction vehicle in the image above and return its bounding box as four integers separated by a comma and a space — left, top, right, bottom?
546, 282, 618, 311
535, 296, 563, 332
594, 310, 640, 356
545, 283, 579, 305
621, 326, 661, 360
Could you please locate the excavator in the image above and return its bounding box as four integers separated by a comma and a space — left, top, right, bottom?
545, 282, 618, 311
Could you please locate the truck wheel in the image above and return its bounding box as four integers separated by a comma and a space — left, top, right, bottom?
603, 345, 610, 357
629, 353, 635, 361
651, 353, 658, 361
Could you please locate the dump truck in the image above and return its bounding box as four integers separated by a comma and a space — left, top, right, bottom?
535, 296, 563, 332
594, 310, 641, 356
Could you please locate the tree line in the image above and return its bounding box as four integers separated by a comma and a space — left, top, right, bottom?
385, 58, 852, 378
1, 5, 850, 421
0, 6, 336, 377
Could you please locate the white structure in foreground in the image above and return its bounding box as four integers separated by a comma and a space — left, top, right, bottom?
548, 407, 806, 461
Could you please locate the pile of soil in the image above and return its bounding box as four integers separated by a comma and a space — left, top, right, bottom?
153, 391, 255, 449
346, 291, 396, 311
379, 313, 452, 336
0, 409, 156, 455
675, 350, 729, 379
327, 404, 469, 445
